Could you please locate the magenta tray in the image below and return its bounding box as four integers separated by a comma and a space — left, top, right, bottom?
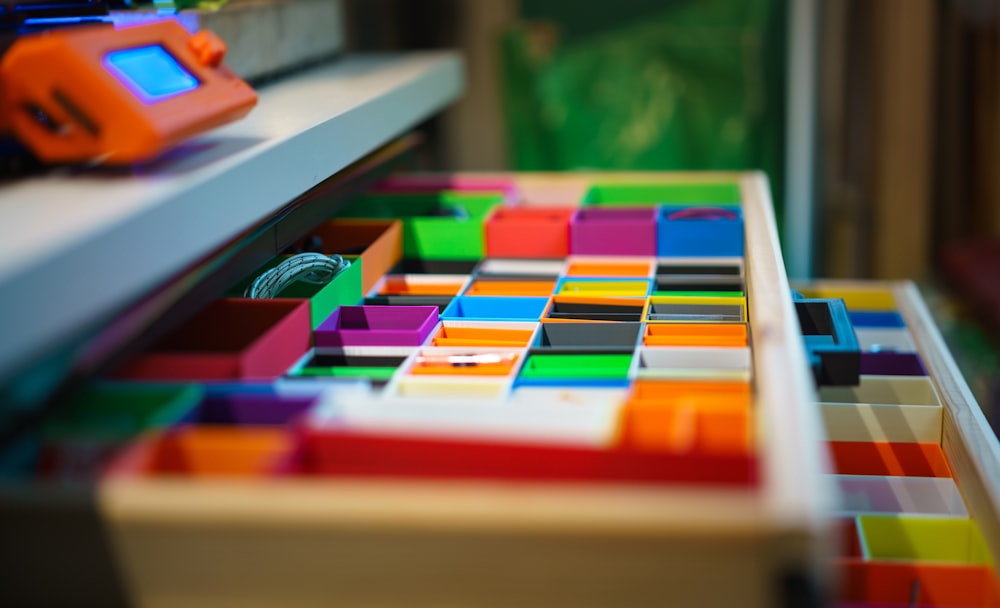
314, 305, 439, 347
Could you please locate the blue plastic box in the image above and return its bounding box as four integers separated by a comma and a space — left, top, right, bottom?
657, 205, 745, 257
441, 296, 550, 322
849, 311, 906, 328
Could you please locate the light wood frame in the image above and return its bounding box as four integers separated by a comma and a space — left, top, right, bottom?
95, 173, 999, 607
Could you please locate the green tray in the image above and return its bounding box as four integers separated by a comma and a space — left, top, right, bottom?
340, 191, 503, 260
520, 353, 633, 379
43, 384, 202, 442
583, 182, 740, 206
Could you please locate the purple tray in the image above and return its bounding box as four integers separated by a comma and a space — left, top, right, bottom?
570, 207, 658, 256
860, 352, 927, 376
185, 393, 318, 426
315, 305, 439, 347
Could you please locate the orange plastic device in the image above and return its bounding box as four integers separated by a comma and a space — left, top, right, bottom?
0, 19, 257, 164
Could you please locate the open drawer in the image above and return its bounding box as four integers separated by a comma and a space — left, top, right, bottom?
10, 173, 1000, 608
76, 172, 833, 608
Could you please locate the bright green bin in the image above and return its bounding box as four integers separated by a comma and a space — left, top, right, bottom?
293, 366, 397, 381
520, 353, 633, 380
43, 384, 202, 442
231, 255, 363, 330
583, 182, 741, 206
340, 191, 503, 260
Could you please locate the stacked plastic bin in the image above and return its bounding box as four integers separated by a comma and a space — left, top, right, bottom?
800, 284, 1000, 607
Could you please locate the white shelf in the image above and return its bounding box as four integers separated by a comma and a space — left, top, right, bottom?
0, 52, 464, 380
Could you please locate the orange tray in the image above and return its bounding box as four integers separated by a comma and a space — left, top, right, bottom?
430, 325, 535, 347
464, 279, 556, 297
643, 323, 748, 347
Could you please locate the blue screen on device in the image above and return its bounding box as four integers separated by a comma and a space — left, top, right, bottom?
105, 45, 198, 102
